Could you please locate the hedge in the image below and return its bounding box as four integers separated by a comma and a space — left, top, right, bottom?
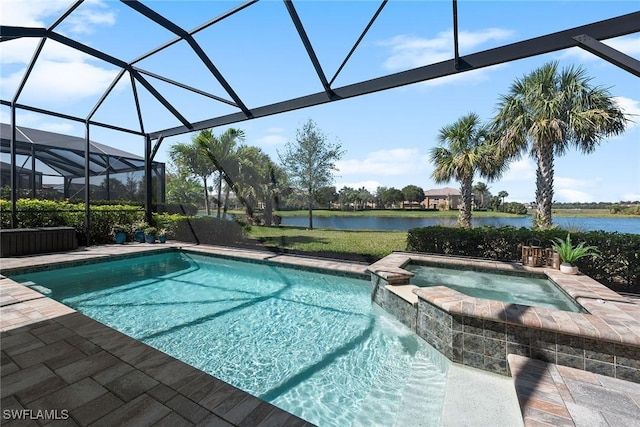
406, 226, 639, 292
0, 200, 246, 246
0, 199, 145, 244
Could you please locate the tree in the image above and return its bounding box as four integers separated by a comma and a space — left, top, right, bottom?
473, 181, 491, 209
401, 185, 425, 209
278, 119, 344, 229
430, 113, 506, 227
492, 61, 628, 229
498, 190, 509, 206
165, 170, 202, 206
316, 186, 338, 209
169, 138, 216, 215
195, 128, 245, 218
381, 187, 404, 209
234, 145, 286, 225
356, 187, 373, 210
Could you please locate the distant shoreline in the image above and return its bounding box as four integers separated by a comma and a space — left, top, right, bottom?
266, 208, 638, 220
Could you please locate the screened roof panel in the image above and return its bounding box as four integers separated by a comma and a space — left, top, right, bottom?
137, 0, 246, 31
16, 39, 122, 118
0, 123, 160, 178
0, 1, 637, 140
192, 1, 327, 108
58, 1, 177, 63
133, 39, 235, 101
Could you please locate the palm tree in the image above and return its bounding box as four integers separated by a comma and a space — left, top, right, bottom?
430, 113, 506, 228
195, 128, 245, 218
235, 146, 287, 225
498, 190, 509, 206
492, 62, 628, 229
168, 140, 216, 215
473, 181, 490, 209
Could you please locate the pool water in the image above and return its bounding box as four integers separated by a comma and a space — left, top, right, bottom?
406, 263, 583, 313
12, 252, 448, 426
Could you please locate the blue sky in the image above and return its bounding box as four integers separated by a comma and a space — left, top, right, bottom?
1, 0, 639, 203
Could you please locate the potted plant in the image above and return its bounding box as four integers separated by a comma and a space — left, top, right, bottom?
157, 228, 168, 243
112, 224, 129, 244
144, 226, 157, 244
551, 233, 599, 275
133, 220, 148, 243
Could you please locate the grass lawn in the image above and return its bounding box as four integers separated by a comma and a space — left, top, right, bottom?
551, 208, 637, 218
247, 225, 407, 261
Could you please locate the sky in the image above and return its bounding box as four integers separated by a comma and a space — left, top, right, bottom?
1, 0, 639, 204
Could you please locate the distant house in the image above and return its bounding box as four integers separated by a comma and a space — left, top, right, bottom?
422, 187, 462, 210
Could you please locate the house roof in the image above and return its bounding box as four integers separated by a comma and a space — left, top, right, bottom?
424, 187, 461, 197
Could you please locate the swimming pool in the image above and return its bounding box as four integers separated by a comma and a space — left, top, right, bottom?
12, 251, 448, 426
406, 263, 583, 313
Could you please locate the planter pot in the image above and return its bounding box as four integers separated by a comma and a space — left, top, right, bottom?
158, 235, 167, 243
145, 234, 156, 244
560, 263, 579, 275
114, 232, 127, 244
134, 230, 146, 243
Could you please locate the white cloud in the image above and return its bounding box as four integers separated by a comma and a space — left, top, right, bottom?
380, 28, 515, 71
63, 0, 115, 35
0, 1, 118, 105
614, 96, 640, 129
255, 128, 287, 146
1, 58, 119, 106
555, 188, 595, 203
555, 176, 599, 189
0, 0, 115, 35
501, 158, 536, 182
336, 148, 430, 177
0, 0, 71, 27
554, 176, 603, 202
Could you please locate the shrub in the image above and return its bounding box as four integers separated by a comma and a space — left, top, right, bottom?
406, 226, 639, 292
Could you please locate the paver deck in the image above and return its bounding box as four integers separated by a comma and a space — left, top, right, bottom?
508, 354, 640, 426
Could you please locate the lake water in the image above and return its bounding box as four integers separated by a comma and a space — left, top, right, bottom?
279, 215, 640, 234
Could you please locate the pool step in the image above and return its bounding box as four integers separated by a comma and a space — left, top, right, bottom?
351, 350, 407, 427
394, 349, 447, 427
22, 281, 52, 295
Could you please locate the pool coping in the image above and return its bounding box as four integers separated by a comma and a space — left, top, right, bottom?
369, 251, 640, 383
1, 243, 372, 427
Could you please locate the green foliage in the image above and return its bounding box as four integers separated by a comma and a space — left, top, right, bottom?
401, 185, 425, 205
278, 119, 345, 229
144, 226, 158, 235
501, 201, 527, 215
406, 226, 639, 292
492, 62, 629, 229
0, 199, 145, 244
380, 187, 405, 209
111, 224, 130, 234
132, 220, 148, 231
551, 233, 599, 264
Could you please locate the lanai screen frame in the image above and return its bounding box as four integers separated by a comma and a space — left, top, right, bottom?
1, 0, 639, 243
